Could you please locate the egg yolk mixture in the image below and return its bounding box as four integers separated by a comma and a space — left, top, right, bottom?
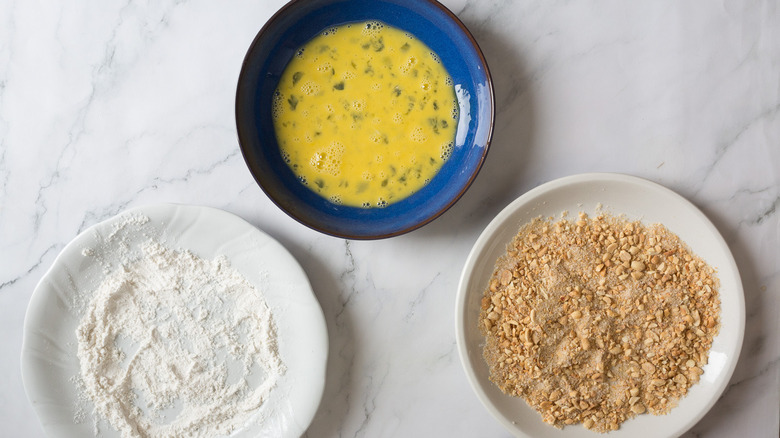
273, 21, 458, 208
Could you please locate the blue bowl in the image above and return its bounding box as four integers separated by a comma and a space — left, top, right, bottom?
236, 0, 494, 239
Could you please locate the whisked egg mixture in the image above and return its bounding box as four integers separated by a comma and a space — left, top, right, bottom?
273, 21, 458, 208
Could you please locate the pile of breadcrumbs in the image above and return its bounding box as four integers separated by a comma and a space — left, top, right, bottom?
479, 212, 720, 433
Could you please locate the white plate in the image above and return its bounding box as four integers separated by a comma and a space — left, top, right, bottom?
455, 173, 744, 438
21, 204, 328, 438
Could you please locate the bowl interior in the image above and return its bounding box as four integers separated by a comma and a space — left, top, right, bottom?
236, 0, 493, 239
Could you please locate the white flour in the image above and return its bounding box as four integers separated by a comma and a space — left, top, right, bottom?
76, 217, 284, 438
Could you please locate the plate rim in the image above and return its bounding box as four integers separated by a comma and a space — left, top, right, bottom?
20, 203, 329, 437
455, 172, 746, 438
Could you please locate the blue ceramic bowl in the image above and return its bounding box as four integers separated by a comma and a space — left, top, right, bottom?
236, 0, 493, 239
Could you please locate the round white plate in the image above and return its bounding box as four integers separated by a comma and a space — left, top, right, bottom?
21, 204, 328, 438
455, 173, 744, 438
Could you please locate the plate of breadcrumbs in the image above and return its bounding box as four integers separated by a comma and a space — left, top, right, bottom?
456, 173, 744, 437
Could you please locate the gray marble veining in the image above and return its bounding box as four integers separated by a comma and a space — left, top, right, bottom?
1, 0, 777, 437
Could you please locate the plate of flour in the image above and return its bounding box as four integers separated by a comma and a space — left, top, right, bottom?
21, 204, 328, 438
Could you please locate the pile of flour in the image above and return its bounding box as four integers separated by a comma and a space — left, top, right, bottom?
76, 222, 284, 438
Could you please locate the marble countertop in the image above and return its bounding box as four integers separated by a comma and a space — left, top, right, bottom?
1, 0, 778, 437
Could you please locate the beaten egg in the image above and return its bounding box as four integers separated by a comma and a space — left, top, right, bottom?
273, 21, 458, 208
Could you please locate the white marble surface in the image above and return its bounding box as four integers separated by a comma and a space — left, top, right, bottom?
1, 0, 778, 437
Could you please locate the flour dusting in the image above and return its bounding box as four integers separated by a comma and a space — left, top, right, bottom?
76, 214, 284, 438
